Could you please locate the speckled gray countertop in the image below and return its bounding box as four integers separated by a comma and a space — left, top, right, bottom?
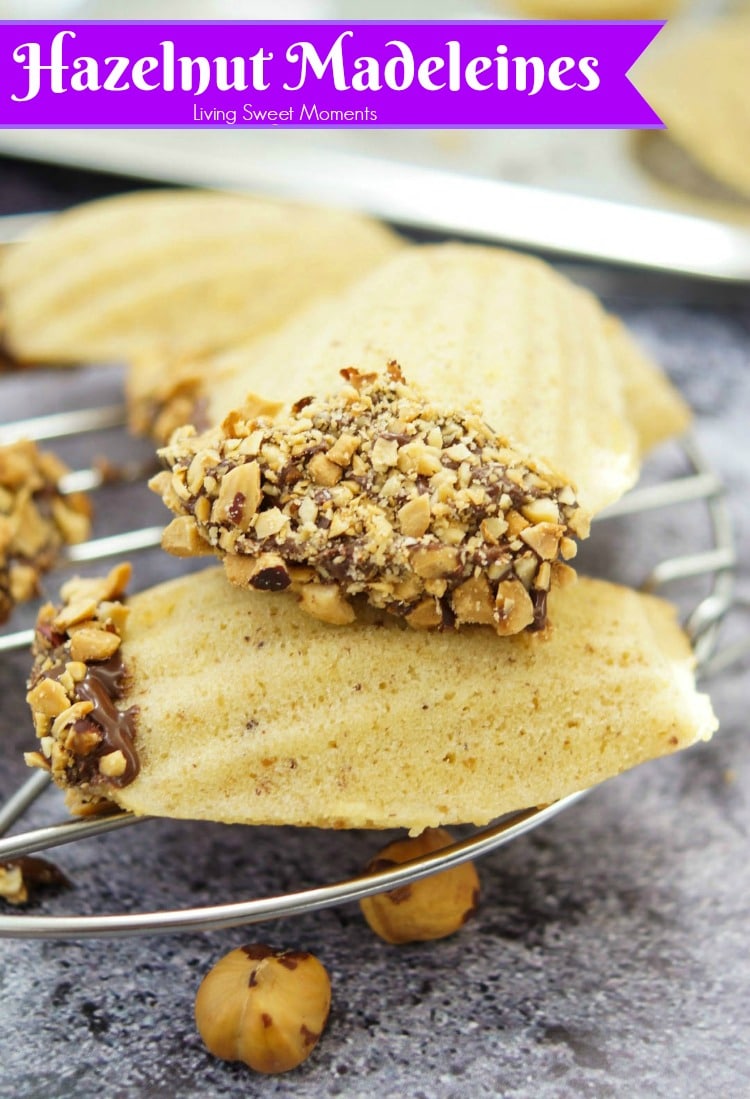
0, 162, 748, 1099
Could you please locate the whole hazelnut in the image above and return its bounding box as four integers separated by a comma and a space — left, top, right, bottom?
194, 944, 331, 1074
360, 827, 480, 945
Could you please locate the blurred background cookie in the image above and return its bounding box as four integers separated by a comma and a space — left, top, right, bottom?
502, 0, 684, 17
634, 15, 750, 217
0, 190, 403, 367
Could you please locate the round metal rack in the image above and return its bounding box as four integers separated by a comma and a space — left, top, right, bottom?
0, 209, 744, 939
0, 410, 741, 940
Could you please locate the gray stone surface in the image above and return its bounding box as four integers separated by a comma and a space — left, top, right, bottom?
0, 170, 748, 1099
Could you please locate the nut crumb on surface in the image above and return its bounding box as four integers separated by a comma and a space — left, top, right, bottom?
155, 367, 585, 635
0, 856, 70, 906
0, 440, 91, 623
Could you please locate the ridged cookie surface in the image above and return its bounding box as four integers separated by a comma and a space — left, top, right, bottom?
185, 245, 650, 515
26, 566, 716, 833
131, 245, 689, 480
604, 316, 690, 454
0, 189, 402, 365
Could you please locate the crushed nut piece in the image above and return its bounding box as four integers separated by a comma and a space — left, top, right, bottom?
26, 676, 70, 717
410, 545, 461, 580
96, 600, 130, 633
51, 498, 91, 544
212, 461, 261, 529
24, 750, 50, 772
161, 515, 216, 558
60, 563, 130, 606
9, 563, 38, 602
53, 597, 98, 632
480, 516, 508, 543
236, 393, 284, 424
99, 750, 127, 778
451, 575, 497, 626
69, 626, 122, 663
308, 452, 342, 487
53, 700, 94, 737
506, 511, 530, 538
495, 578, 535, 636
225, 552, 291, 592
520, 522, 563, 561
552, 561, 577, 588
298, 583, 355, 625
66, 728, 101, 757
397, 493, 431, 537
253, 508, 287, 540
535, 561, 552, 591
521, 497, 560, 525
406, 598, 443, 630
326, 433, 360, 467
371, 436, 399, 471
560, 536, 578, 561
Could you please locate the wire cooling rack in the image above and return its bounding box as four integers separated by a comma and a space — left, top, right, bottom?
0, 219, 746, 940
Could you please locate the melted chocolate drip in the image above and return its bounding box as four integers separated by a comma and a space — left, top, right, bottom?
85, 653, 127, 695
531, 588, 548, 631
73, 653, 140, 786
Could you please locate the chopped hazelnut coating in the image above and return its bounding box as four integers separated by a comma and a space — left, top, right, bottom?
154, 367, 586, 635
25, 562, 139, 816
0, 440, 91, 623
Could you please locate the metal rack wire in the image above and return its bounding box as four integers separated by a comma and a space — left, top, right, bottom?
0, 213, 745, 940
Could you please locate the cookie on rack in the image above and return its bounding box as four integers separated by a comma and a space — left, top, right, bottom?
24, 565, 717, 832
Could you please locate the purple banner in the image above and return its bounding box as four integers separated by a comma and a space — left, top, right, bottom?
0, 21, 663, 129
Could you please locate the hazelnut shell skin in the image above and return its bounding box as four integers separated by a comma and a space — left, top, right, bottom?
360, 827, 480, 944
194, 944, 331, 1074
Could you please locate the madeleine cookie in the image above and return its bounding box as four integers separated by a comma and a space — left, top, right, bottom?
0, 189, 402, 366
25, 565, 716, 831
153, 367, 584, 635
0, 440, 91, 622
639, 17, 750, 203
